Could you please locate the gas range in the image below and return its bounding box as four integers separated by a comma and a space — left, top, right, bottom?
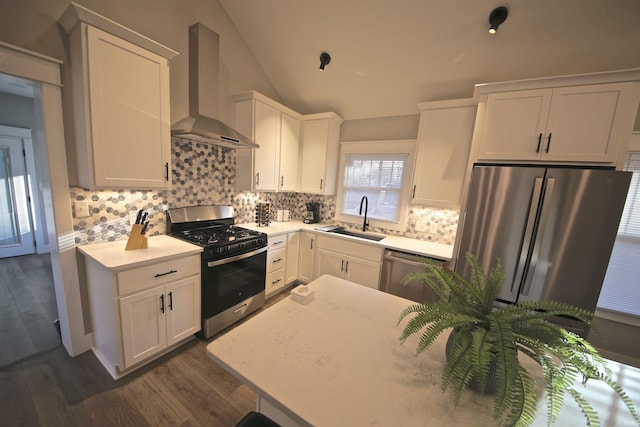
170, 224, 267, 260
166, 205, 268, 338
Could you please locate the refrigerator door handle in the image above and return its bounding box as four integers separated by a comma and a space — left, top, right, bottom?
512, 177, 544, 294
521, 177, 555, 297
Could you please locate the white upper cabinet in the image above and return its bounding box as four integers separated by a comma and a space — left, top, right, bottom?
61, 4, 177, 190
412, 99, 476, 208
475, 79, 640, 165
299, 113, 343, 195
234, 91, 302, 192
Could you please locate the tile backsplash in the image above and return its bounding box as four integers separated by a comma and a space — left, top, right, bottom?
71, 138, 458, 245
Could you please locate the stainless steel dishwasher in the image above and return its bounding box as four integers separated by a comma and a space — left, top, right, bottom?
380, 249, 443, 303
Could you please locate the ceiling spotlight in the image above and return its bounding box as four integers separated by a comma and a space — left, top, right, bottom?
488, 6, 508, 34
319, 52, 331, 71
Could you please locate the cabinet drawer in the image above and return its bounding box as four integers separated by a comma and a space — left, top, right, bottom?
316, 235, 383, 263
117, 255, 200, 296
267, 247, 287, 274
265, 269, 286, 297
268, 235, 288, 250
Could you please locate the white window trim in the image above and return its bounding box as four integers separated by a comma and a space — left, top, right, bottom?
335, 140, 416, 232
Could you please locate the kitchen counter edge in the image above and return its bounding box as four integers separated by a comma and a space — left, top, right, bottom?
77, 235, 203, 271
238, 221, 453, 261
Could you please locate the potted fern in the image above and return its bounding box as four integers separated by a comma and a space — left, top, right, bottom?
398, 252, 639, 427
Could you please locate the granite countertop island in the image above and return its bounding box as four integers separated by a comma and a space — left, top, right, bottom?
207, 275, 640, 426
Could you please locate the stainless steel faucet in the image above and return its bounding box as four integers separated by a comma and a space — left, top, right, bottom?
359, 196, 369, 232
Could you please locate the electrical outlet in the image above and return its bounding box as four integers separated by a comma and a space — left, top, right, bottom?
430, 222, 438, 234
129, 211, 139, 225
74, 201, 89, 218
415, 220, 427, 232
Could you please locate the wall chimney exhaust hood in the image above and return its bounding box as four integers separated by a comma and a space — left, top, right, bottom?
171, 23, 258, 149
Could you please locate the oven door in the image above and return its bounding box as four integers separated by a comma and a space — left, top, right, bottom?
202, 246, 267, 319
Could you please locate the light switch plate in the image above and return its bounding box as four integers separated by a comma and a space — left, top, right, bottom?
74, 200, 89, 218
415, 220, 427, 232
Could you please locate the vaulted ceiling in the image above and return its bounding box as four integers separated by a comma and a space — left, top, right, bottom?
219, 0, 640, 121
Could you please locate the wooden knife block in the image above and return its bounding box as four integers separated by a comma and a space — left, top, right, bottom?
125, 224, 148, 250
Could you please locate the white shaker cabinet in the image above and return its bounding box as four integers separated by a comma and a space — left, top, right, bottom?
120, 274, 199, 368
299, 113, 343, 195
314, 235, 382, 289
475, 82, 639, 164
411, 99, 476, 208
78, 236, 202, 379
61, 5, 177, 190
285, 232, 300, 284
234, 91, 301, 192
297, 231, 316, 284
266, 234, 288, 297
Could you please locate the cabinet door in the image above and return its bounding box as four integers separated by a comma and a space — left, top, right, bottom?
315, 248, 346, 280
344, 256, 381, 290
119, 286, 167, 368
544, 83, 634, 162
476, 89, 551, 160
86, 26, 170, 189
254, 100, 280, 191
286, 232, 300, 284
165, 276, 201, 347
300, 119, 329, 194
279, 112, 301, 191
412, 104, 475, 208
298, 232, 316, 283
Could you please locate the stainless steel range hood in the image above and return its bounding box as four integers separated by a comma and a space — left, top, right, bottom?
171, 23, 258, 149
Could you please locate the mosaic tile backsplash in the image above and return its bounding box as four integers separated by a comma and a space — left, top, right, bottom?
71, 138, 458, 245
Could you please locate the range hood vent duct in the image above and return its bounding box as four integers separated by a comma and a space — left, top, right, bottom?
171, 23, 257, 149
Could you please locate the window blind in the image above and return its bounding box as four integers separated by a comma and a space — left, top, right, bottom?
597, 152, 640, 317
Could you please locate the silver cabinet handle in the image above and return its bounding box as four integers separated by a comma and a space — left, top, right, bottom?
281, 176, 284, 186
273, 240, 285, 245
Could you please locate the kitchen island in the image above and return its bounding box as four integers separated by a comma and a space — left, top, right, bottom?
207, 275, 640, 426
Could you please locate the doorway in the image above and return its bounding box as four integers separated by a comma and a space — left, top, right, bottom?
0, 126, 35, 258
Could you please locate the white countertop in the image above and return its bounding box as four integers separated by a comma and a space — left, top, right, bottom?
207, 275, 640, 427
77, 235, 202, 271
239, 220, 454, 261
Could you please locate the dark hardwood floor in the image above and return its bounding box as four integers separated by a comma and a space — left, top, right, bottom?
0, 288, 292, 427
0, 253, 60, 367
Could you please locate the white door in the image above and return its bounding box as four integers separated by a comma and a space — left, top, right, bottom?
119, 286, 167, 368
0, 135, 34, 258
165, 276, 201, 346
297, 232, 315, 283
315, 248, 345, 280
344, 256, 381, 290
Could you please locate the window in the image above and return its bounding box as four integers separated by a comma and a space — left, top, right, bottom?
336, 141, 415, 230
597, 152, 640, 319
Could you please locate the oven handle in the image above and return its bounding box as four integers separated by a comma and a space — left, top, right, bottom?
206, 246, 268, 268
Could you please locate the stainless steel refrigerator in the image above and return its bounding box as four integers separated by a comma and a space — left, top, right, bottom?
454, 164, 631, 337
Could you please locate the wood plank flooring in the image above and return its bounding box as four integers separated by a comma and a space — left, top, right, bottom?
0, 289, 292, 427
0, 253, 60, 367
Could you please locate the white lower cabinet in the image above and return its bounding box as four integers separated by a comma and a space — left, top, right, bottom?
314, 235, 382, 289
119, 275, 200, 368
297, 232, 316, 284
286, 232, 300, 284
266, 235, 288, 298
84, 253, 201, 379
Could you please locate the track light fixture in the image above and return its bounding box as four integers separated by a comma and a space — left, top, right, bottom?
488, 6, 508, 34
319, 52, 331, 71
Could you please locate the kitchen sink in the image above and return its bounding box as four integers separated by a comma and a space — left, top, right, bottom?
326, 227, 386, 242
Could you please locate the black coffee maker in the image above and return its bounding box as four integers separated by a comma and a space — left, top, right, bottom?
303, 202, 321, 224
